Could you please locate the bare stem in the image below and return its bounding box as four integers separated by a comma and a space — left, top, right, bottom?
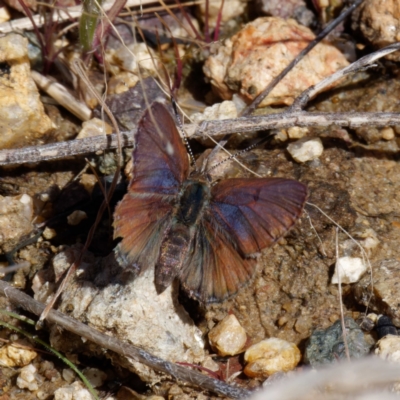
1, 111, 400, 166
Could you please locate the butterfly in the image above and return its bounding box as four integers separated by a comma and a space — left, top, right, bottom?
113, 101, 307, 304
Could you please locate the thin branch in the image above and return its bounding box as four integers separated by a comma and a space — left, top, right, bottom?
289, 42, 400, 111
1, 111, 400, 166
241, 0, 365, 116
0, 280, 250, 400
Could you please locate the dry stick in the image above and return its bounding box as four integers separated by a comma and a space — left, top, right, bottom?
0, 280, 250, 400
289, 42, 400, 111
3, 41, 398, 167
241, 0, 365, 116
2, 110, 400, 167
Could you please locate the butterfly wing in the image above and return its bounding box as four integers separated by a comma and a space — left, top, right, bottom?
210, 178, 308, 255
128, 101, 189, 195
113, 101, 189, 270
179, 178, 307, 303
179, 217, 256, 303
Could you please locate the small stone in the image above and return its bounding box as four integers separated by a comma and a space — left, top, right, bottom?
76, 118, 113, 139
197, 0, 245, 28
0, 33, 53, 148
209, 314, 247, 356
0, 194, 34, 253
304, 317, 371, 367
54, 382, 93, 400
39, 361, 54, 374
191, 100, 238, 123
353, 0, 400, 61
294, 315, 311, 335
0, 342, 37, 367
358, 316, 375, 332
331, 257, 367, 284
80, 174, 97, 195
106, 43, 158, 76
376, 335, 400, 362
67, 210, 87, 226
168, 384, 184, 397
244, 338, 301, 378
287, 137, 323, 163
274, 129, 288, 142
201, 356, 220, 372
0, 6, 11, 23
107, 72, 140, 95
287, 126, 309, 139
16, 364, 41, 391
42, 227, 56, 240
368, 313, 379, 323
62, 368, 76, 383
354, 227, 380, 250
381, 127, 395, 141
256, 0, 314, 26
83, 367, 107, 388
37, 389, 50, 400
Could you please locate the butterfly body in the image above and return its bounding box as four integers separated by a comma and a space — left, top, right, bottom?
113, 101, 308, 304
156, 179, 211, 291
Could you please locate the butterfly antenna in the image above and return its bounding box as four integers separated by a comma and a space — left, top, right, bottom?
207, 138, 266, 174
171, 99, 197, 170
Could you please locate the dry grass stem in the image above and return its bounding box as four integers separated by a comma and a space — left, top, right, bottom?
31, 71, 92, 121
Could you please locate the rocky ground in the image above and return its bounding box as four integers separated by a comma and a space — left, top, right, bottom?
1, 0, 400, 399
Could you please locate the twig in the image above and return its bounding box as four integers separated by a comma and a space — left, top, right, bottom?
241, 0, 364, 116
1, 110, 400, 166
289, 42, 400, 111
0, 133, 131, 166
0, 280, 250, 400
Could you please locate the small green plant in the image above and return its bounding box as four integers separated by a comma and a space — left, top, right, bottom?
0, 309, 99, 400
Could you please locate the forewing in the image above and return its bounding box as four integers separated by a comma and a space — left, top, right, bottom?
113, 101, 188, 271
113, 193, 173, 271
130, 101, 189, 195
210, 178, 307, 255
179, 218, 255, 303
